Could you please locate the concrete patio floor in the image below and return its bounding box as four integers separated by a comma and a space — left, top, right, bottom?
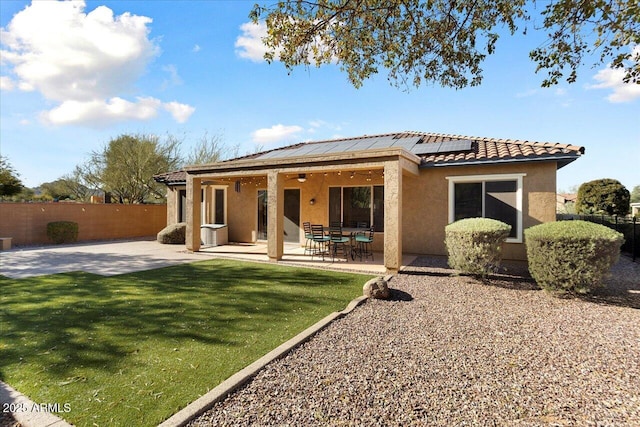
0, 239, 416, 279
198, 241, 416, 275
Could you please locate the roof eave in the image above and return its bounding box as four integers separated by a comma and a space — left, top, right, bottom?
419, 154, 582, 170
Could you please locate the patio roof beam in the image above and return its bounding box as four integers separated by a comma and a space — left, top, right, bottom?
267, 170, 284, 261
185, 175, 202, 252
384, 160, 403, 274
185, 147, 421, 176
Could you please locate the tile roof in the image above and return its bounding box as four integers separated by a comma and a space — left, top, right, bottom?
412, 132, 584, 168
153, 170, 187, 185
232, 131, 584, 168
155, 131, 584, 185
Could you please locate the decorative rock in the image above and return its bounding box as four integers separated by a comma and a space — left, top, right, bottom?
363, 277, 390, 299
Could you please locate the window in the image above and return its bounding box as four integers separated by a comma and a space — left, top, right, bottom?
329, 186, 384, 231
447, 174, 524, 242
214, 188, 225, 224
178, 189, 204, 223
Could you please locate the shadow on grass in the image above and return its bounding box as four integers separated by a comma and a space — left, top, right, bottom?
0, 259, 367, 379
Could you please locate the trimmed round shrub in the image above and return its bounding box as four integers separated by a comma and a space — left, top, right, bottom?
46, 221, 79, 244
525, 220, 624, 294
157, 222, 186, 244
445, 218, 511, 276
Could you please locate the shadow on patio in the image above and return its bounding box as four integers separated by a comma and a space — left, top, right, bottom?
198, 242, 417, 275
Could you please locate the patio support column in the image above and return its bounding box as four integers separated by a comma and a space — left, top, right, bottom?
384, 160, 402, 274
186, 174, 202, 252
267, 170, 284, 261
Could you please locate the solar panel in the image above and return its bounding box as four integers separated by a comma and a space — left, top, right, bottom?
438, 140, 473, 152
392, 136, 422, 150
254, 135, 428, 160
411, 142, 442, 155
323, 140, 363, 154
411, 139, 473, 155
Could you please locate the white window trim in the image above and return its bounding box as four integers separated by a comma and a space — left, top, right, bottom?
446, 173, 526, 243
211, 186, 227, 225
202, 185, 227, 225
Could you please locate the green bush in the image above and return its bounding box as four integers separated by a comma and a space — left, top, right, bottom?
46, 221, 79, 244
525, 220, 624, 294
157, 222, 186, 244
445, 218, 511, 276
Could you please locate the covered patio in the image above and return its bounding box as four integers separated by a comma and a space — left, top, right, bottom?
183, 141, 422, 274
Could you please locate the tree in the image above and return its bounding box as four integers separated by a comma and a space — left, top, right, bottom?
250, 0, 640, 89
0, 156, 23, 197
184, 131, 239, 165
576, 178, 630, 216
40, 169, 93, 202
83, 134, 182, 204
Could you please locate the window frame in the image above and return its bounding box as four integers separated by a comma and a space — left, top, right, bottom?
209, 186, 227, 225
446, 173, 525, 243
328, 185, 385, 231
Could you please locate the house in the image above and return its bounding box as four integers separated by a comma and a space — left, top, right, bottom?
154, 131, 584, 273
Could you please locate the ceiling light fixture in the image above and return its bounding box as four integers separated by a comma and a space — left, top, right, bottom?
297, 173, 307, 183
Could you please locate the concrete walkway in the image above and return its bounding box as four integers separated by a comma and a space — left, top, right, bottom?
0, 239, 209, 279
0, 239, 411, 278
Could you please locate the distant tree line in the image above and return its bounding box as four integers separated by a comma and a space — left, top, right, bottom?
1, 131, 240, 204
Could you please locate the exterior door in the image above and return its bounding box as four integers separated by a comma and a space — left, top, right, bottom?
257, 190, 268, 240
256, 189, 300, 243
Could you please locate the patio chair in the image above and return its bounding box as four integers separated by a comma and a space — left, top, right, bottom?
311, 224, 330, 260
303, 222, 313, 255
328, 223, 351, 262
353, 226, 375, 261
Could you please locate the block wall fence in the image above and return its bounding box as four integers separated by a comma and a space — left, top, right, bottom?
0, 203, 167, 247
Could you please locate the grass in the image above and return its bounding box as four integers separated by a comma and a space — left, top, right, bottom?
0, 259, 371, 426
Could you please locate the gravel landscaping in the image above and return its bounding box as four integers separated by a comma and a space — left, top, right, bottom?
190, 256, 640, 426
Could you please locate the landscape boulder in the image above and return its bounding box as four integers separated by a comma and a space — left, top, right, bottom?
363, 276, 390, 299
157, 222, 186, 244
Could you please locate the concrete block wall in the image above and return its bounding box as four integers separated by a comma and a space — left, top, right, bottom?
0, 203, 167, 247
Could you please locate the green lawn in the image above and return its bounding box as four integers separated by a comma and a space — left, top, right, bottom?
0, 259, 371, 426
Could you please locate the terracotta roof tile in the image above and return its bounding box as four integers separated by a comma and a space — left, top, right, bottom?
153, 170, 187, 184
157, 131, 584, 185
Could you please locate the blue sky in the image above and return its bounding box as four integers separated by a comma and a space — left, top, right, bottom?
1, 0, 638, 192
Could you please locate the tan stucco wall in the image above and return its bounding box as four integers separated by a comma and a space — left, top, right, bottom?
165, 186, 182, 225
402, 161, 557, 260
171, 161, 557, 261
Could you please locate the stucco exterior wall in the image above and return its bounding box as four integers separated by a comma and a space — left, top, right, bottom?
402, 161, 557, 260
168, 160, 557, 261
165, 186, 182, 225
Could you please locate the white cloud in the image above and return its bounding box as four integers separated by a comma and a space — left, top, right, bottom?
235, 21, 270, 62
0, 1, 194, 125
192, 44, 201, 53
587, 46, 640, 103
251, 124, 303, 144
588, 68, 640, 103
41, 97, 162, 126
161, 64, 183, 89
163, 101, 195, 123
0, 76, 15, 90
